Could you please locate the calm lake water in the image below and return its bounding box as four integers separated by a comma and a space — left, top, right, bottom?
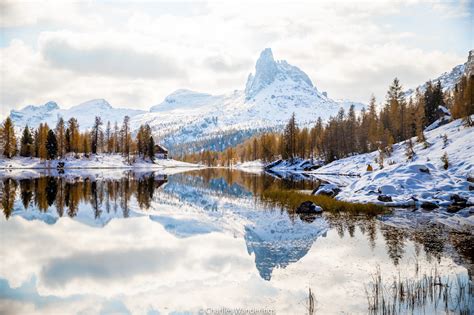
0, 168, 472, 314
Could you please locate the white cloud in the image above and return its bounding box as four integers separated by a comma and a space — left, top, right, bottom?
39, 32, 187, 79
0, 0, 470, 118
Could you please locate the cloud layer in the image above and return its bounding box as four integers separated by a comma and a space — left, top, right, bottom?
0, 0, 471, 117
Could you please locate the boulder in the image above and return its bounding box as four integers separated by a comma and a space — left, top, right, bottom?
450, 194, 467, 205
421, 201, 439, 210
377, 195, 393, 202
470, 185, 474, 191
313, 184, 341, 197
296, 201, 323, 214
311, 179, 330, 194
447, 205, 464, 213
419, 167, 430, 174
377, 185, 398, 195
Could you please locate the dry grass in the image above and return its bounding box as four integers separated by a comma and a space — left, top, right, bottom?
365, 265, 473, 315
260, 189, 385, 215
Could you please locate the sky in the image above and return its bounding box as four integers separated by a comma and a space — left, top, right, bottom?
0, 0, 472, 118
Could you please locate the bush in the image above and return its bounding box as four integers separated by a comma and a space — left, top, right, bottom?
441, 152, 449, 170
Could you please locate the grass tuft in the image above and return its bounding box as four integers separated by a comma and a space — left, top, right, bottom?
260, 189, 386, 215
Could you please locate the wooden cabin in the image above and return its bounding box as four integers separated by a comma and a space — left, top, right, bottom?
154, 144, 168, 159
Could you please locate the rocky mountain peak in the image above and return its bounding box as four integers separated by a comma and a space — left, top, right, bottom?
245, 48, 314, 99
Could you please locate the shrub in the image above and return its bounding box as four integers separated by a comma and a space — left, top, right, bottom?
441, 152, 449, 170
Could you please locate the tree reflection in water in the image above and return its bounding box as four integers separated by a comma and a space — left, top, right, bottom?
0, 169, 473, 282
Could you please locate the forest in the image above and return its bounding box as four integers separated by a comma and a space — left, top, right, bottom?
0, 115, 158, 163
182, 75, 473, 166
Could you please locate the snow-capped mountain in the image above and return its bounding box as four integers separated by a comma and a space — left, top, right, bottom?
10, 48, 364, 153
132, 48, 365, 153
10, 99, 145, 130
405, 49, 473, 99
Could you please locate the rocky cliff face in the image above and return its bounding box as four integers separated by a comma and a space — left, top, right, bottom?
466, 49, 474, 77
244, 48, 314, 100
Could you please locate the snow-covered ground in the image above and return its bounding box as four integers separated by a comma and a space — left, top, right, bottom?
234, 160, 265, 173
0, 154, 200, 171
312, 117, 474, 208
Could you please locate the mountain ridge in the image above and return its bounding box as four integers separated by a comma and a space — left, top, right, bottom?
8, 48, 471, 154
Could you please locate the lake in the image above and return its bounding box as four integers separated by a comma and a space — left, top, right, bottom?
0, 168, 472, 314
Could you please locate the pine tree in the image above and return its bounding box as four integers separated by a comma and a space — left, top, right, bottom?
46, 129, 58, 160
147, 136, 155, 161
91, 116, 103, 154
385, 78, 405, 142
2, 117, 17, 158
20, 125, 34, 157
424, 80, 445, 127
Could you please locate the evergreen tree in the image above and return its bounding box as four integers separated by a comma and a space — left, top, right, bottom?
91, 116, 103, 154
2, 117, 17, 158
147, 136, 155, 161
46, 129, 58, 160
424, 80, 444, 127
20, 125, 34, 157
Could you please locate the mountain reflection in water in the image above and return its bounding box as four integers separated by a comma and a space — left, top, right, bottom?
0, 168, 472, 314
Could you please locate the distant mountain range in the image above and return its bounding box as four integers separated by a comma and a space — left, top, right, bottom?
9, 48, 472, 154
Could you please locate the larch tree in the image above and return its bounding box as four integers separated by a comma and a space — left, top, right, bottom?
55, 117, 66, 158
105, 121, 112, 153
121, 116, 131, 163
2, 117, 17, 158
67, 118, 80, 154
37, 123, 50, 160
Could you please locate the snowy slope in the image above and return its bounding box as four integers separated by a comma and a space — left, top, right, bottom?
404, 49, 472, 99
10, 99, 145, 131
312, 117, 474, 208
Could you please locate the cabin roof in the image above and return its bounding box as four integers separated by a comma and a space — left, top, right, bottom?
154, 144, 168, 152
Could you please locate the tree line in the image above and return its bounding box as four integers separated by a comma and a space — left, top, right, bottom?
0, 115, 158, 162
182, 74, 473, 166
